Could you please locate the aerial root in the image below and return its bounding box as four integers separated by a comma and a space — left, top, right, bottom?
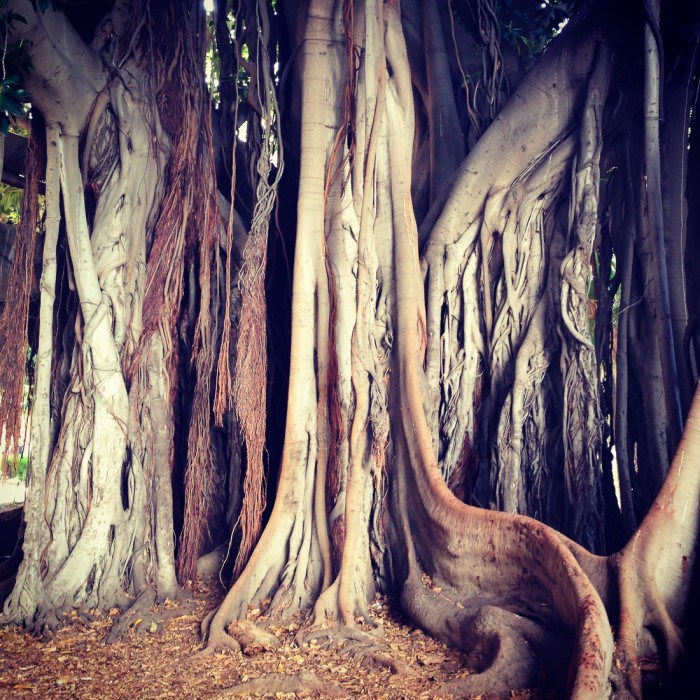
216, 670, 349, 698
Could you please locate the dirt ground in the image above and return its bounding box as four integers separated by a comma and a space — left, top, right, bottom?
0, 576, 548, 699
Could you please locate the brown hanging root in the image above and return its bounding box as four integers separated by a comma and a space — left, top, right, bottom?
140, 2, 203, 362
232, 0, 284, 578
0, 125, 42, 476
323, 272, 345, 580
213, 3, 242, 428
124, 1, 222, 583
179, 98, 224, 581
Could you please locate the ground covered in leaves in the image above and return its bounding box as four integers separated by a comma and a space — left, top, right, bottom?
0, 576, 549, 699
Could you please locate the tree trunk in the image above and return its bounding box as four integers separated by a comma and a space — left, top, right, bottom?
1, 0, 233, 629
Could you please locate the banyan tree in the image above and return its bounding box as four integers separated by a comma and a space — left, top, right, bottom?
0, 0, 699, 696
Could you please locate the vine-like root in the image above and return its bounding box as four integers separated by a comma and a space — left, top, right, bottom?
105, 587, 193, 644
217, 670, 349, 698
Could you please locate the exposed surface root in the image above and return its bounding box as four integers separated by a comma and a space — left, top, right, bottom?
612, 556, 684, 698
105, 588, 157, 644
106, 588, 194, 644
199, 622, 242, 656
401, 570, 569, 697
0, 577, 550, 697
217, 670, 349, 698
26, 605, 66, 639
297, 624, 412, 676
297, 625, 382, 647
228, 619, 280, 655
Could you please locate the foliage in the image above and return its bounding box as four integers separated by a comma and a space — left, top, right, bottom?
0, 182, 22, 222
499, 0, 578, 62
206, 8, 250, 113
0, 0, 32, 133
4, 454, 27, 479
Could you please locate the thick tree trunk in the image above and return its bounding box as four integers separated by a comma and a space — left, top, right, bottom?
662, 32, 698, 418
201, 2, 700, 697
0, 0, 224, 627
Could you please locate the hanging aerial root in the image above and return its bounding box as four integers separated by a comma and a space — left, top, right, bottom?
0, 126, 42, 475
232, 214, 269, 578
179, 183, 219, 581
131, 23, 205, 585
178, 80, 227, 581
213, 91, 239, 426
232, 1, 284, 577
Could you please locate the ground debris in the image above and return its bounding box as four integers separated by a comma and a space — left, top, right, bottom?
217, 669, 348, 697
0, 580, 552, 699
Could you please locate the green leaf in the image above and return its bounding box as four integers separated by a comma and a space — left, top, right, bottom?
1, 73, 20, 86
0, 93, 26, 117
11, 88, 31, 101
